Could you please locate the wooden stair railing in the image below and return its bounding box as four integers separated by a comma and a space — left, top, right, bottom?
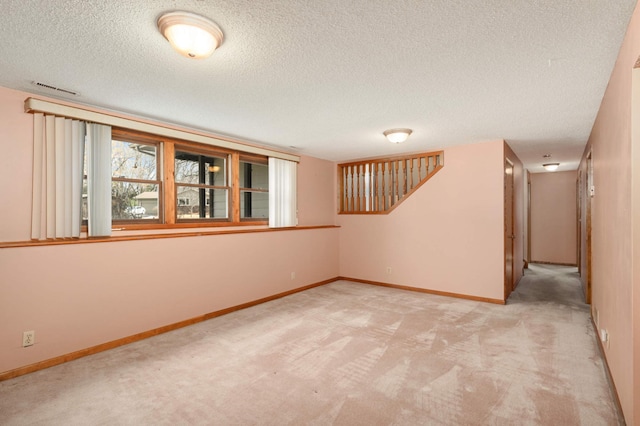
339, 151, 444, 214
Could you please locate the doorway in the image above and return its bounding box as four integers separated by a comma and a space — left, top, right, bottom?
505, 159, 515, 300
585, 152, 593, 304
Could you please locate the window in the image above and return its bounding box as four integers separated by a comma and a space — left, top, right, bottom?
111, 135, 161, 222
239, 157, 269, 220
83, 129, 162, 224
175, 148, 229, 221
27, 98, 299, 238
83, 128, 271, 229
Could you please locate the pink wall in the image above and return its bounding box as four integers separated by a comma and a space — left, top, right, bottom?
338, 139, 524, 302
0, 229, 339, 372
633, 68, 640, 426
530, 171, 577, 265
297, 155, 336, 226
0, 87, 34, 243
578, 2, 640, 422
0, 86, 340, 373
0, 86, 527, 383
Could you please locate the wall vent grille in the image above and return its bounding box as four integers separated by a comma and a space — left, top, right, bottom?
31, 81, 79, 96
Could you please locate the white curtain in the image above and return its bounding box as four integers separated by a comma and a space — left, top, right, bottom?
31, 114, 85, 240
268, 158, 297, 228
86, 123, 112, 237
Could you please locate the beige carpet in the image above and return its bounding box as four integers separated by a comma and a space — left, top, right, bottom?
0, 264, 623, 425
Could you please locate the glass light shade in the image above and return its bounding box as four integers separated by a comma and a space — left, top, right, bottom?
383, 128, 412, 144
158, 12, 223, 59
543, 163, 560, 171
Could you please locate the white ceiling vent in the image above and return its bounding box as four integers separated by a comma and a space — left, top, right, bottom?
31, 81, 79, 96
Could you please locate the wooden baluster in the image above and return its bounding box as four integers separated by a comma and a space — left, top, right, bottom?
346, 166, 351, 212
360, 164, 367, 212
413, 157, 417, 189
368, 163, 373, 211
355, 165, 360, 212
370, 162, 375, 211
347, 166, 353, 212
383, 162, 391, 210
349, 165, 354, 212
393, 161, 400, 204
376, 163, 384, 211
369, 163, 378, 212
381, 162, 386, 210
402, 159, 408, 196
371, 162, 377, 212
344, 166, 348, 212
397, 160, 402, 199
371, 163, 376, 211
366, 163, 370, 211
341, 166, 345, 212
360, 164, 364, 212
390, 161, 395, 207
384, 161, 393, 210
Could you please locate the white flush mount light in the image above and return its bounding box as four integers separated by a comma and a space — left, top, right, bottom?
543, 163, 560, 171
157, 11, 224, 59
383, 128, 413, 144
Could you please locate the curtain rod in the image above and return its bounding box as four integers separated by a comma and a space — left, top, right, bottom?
24, 98, 300, 162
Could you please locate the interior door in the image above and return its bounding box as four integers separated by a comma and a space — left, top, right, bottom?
504, 160, 515, 300
577, 172, 582, 274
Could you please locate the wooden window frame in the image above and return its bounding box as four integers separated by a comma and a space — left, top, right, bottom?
174, 144, 232, 223
109, 128, 164, 225
83, 127, 269, 232
239, 154, 269, 222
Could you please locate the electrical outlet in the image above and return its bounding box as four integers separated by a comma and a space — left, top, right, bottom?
386, 267, 392, 275
23, 330, 35, 347
290, 272, 296, 280
600, 329, 610, 349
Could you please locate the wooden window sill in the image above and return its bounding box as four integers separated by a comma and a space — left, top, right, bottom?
0, 225, 340, 248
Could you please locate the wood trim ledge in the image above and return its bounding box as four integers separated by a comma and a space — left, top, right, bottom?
0, 225, 339, 249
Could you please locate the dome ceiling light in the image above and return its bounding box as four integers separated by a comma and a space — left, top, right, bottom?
383, 128, 413, 144
157, 11, 224, 59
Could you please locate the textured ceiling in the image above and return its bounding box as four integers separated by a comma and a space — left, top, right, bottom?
0, 0, 636, 170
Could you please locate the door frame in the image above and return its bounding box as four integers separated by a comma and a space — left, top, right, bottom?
504, 159, 515, 300
577, 171, 582, 275
586, 152, 593, 304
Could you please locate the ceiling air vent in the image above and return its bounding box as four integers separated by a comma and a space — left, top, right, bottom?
31, 81, 79, 96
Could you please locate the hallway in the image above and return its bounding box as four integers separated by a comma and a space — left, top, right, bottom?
509, 263, 585, 307
507, 263, 624, 424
